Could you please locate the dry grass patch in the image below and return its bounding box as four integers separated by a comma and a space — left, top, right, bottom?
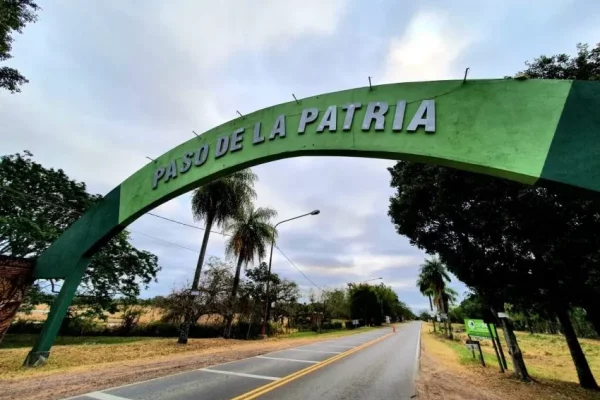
418, 323, 600, 400
0, 325, 385, 380
446, 324, 600, 383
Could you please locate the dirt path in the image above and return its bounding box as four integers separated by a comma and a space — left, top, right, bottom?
416, 325, 599, 400
1, 336, 342, 400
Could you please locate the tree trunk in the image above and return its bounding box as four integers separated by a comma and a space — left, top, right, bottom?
192, 214, 215, 289
224, 256, 244, 338
178, 214, 215, 344
524, 310, 534, 335
549, 318, 557, 335
583, 302, 600, 338
555, 306, 599, 390
492, 306, 530, 381
178, 321, 191, 344
428, 295, 436, 332
444, 301, 453, 339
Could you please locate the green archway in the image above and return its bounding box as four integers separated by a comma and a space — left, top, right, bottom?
24, 79, 600, 365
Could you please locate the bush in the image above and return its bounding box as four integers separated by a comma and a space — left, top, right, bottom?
7, 320, 259, 340
6, 320, 43, 334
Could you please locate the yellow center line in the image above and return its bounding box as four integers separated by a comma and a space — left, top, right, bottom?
231, 331, 395, 400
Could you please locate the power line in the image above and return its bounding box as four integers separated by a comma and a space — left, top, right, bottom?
146, 212, 228, 236
274, 245, 323, 291
129, 230, 201, 254
1, 185, 322, 289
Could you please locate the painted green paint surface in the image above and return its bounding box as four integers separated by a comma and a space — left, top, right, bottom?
118, 79, 569, 225
465, 319, 498, 339
35, 188, 120, 278
35, 78, 599, 279
541, 80, 600, 191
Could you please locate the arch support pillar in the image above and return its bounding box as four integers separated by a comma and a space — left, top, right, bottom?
23, 257, 90, 367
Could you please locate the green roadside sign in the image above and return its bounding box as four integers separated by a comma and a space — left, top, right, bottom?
465, 319, 498, 339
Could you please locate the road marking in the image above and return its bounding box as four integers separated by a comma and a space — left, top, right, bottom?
285, 349, 342, 354
256, 356, 319, 364
414, 322, 422, 377
323, 341, 364, 345
69, 329, 387, 400
231, 332, 394, 400
199, 368, 280, 381
86, 392, 131, 400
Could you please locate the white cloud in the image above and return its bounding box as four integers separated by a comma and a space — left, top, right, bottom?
156, 0, 347, 68
382, 10, 474, 83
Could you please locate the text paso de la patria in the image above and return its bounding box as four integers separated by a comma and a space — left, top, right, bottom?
152, 99, 436, 189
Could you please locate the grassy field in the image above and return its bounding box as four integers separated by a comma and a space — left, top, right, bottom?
418, 323, 600, 400
1, 334, 155, 349
435, 323, 600, 383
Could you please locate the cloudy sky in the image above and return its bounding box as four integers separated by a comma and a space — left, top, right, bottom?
3, 0, 599, 312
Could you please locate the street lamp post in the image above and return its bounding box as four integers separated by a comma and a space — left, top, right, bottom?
261, 210, 320, 337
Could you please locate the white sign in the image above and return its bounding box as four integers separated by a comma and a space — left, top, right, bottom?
190, 290, 200, 296
497, 312, 509, 319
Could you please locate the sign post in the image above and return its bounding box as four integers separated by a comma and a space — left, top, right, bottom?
492, 323, 508, 369
465, 318, 505, 370
487, 322, 504, 373
466, 339, 485, 367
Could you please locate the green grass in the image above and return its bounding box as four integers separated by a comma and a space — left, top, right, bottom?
0, 334, 155, 349
439, 334, 510, 368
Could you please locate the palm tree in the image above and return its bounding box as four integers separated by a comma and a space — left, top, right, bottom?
223, 205, 277, 338
191, 170, 257, 288
438, 287, 457, 339
417, 257, 453, 338
417, 283, 436, 332
178, 170, 256, 344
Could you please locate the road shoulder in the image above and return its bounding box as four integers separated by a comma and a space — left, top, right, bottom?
0, 328, 385, 400
416, 324, 598, 400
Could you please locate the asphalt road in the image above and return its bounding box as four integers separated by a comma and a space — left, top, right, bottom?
67, 321, 421, 400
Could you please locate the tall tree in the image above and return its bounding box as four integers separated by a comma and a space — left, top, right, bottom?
520, 42, 600, 80
160, 257, 233, 333
0, 152, 160, 319
387, 157, 600, 387
417, 278, 436, 332
223, 205, 276, 338
243, 262, 299, 329
190, 170, 257, 290
177, 170, 256, 344
416, 258, 454, 338
0, 0, 39, 93
321, 289, 350, 320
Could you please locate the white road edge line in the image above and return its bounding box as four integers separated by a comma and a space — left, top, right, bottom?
199, 368, 280, 381
285, 349, 342, 354
414, 322, 422, 377
256, 356, 319, 364
86, 392, 132, 400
